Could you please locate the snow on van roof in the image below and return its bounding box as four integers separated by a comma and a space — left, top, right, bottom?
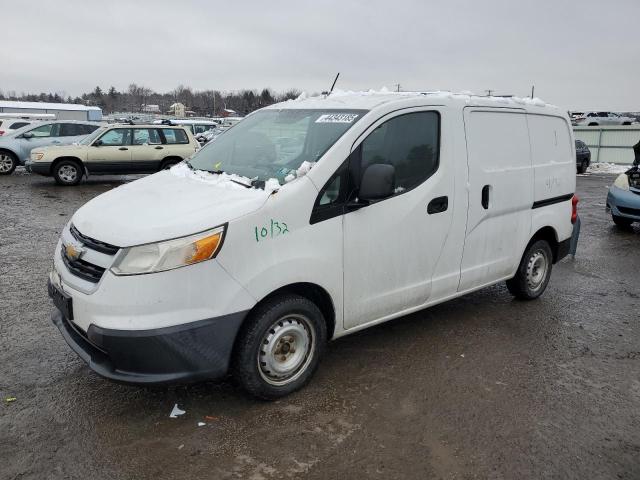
0, 100, 101, 112
265, 88, 557, 111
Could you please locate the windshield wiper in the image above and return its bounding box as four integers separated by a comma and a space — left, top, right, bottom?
229, 178, 252, 189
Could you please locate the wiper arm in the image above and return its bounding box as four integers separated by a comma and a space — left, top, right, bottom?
229, 178, 252, 189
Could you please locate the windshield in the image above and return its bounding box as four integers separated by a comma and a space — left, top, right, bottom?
79, 126, 107, 145
187, 109, 366, 183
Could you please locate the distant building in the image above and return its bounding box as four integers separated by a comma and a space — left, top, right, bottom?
222, 108, 237, 117
168, 102, 186, 117
142, 104, 161, 113
0, 100, 102, 121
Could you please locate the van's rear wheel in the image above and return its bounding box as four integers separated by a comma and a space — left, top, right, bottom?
233, 294, 327, 399
53, 160, 83, 186
506, 240, 553, 300
0, 151, 17, 175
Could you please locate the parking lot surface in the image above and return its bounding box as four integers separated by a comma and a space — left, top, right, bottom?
1, 170, 639, 480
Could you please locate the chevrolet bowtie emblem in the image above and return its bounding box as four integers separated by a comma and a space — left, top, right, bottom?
65, 242, 85, 261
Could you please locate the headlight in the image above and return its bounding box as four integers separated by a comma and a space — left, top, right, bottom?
32, 152, 44, 161
613, 173, 629, 191
111, 225, 226, 275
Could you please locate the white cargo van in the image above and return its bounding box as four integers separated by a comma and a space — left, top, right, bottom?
49, 91, 577, 399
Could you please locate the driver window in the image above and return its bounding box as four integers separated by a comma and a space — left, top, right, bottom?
358, 111, 440, 195
28, 124, 55, 137
98, 128, 131, 146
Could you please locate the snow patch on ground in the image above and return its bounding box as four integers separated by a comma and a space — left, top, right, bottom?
586, 163, 630, 175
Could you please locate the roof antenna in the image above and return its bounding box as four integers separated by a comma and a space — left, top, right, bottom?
323, 73, 340, 96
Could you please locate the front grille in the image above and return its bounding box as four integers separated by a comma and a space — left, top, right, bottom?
70, 224, 120, 255
618, 206, 640, 217
61, 248, 106, 283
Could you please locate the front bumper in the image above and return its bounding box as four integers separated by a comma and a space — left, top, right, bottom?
25, 159, 52, 175
607, 186, 640, 221
50, 282, 247, 385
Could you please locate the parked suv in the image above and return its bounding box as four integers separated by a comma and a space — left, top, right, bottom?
571, 112, 635, 126
0, 118, 34, 136
27, 124, 199, 185
575, 140, 591, 173
0, 120, 102, 175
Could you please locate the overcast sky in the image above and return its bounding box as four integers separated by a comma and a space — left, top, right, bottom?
1, 0, 638, 110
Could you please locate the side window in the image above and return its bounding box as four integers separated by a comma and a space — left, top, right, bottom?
98, 128, 131, 146
60, 123, 83, 136
162, 128, 189, 144
84, 124, 100, 134
10, 121, 28, 129
358, 111, 440, 194
133, 128, 161, 145
319, 175, 341, 206
28, 124, 54, 137
310, 162, 348, 224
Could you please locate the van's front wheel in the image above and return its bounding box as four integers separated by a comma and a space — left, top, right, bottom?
233, 294, 326, 399
506, 240, 553, 300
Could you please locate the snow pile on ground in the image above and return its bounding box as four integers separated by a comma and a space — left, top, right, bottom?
587, 163, 630, 174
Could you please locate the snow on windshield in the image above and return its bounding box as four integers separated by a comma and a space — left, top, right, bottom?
186, 108, 366, 185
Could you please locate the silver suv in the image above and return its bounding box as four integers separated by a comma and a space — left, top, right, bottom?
0, 120, 102, 175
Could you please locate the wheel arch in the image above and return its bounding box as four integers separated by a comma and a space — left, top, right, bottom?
528, 226, 561, 263
244, 282, 336, 340
160, 156, 183, 169
51, 156, 85, 175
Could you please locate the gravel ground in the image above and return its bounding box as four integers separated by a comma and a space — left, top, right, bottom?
1, 170, 639, 480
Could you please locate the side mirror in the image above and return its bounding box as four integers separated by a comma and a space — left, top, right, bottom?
93, 139, 103, 147
359, 164, 396, 201
22, 132, 34, 139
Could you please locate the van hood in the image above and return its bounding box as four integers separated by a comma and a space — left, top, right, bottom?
72, 168, 271, 247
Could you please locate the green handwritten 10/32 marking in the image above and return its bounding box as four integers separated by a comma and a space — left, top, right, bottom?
255, 219, 289, 242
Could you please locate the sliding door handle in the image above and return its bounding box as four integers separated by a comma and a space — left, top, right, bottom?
481, 185, 490, 209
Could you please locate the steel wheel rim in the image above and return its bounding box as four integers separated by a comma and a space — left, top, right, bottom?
0, 155, 14, 173
257, 314, 315, 386
526, 250, 548, 291
58, 165, 78, 183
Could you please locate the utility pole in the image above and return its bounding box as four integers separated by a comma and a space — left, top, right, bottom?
395, 83, 401, 92
485, 89, 494, 96
531, 85, 535, 98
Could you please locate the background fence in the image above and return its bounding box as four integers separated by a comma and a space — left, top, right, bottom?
574, 126, 640, 165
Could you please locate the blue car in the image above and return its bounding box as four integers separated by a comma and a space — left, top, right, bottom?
606, 141, 640, 227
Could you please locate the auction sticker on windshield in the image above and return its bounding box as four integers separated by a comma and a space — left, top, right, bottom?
315, 113, 359, 123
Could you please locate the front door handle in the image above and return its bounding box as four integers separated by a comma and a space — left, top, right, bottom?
118, 147, 128, 151
427, 196, 448, 214
481, 185, 490, 209
155, 146, 164, 150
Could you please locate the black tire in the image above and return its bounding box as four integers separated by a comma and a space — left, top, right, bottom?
160, 158, 181, 170
612, 214, 633, 228
233, 294, 327, 400
588, 122, 598, 126
506, 240, 553, 300
0, 151, 18, 175
53, 159, 83, 186
577, 160, 588, 174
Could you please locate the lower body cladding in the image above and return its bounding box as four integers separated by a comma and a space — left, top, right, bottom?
50, 295, 247, 385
